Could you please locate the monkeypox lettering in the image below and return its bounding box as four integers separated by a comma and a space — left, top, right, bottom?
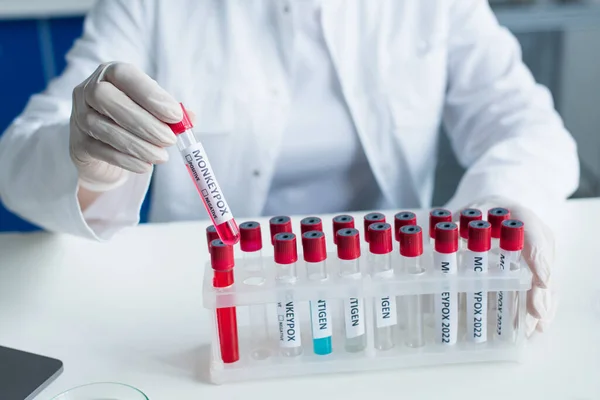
277, 300, 300, 347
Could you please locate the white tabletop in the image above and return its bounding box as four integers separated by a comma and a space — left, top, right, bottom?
1, 199, 599, 399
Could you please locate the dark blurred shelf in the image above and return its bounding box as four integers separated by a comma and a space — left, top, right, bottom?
493, 1, 600, 31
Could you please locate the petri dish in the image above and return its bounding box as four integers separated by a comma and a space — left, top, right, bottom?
51, 382, 148, 400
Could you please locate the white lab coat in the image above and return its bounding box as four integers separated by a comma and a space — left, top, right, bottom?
0, 0, 579, 240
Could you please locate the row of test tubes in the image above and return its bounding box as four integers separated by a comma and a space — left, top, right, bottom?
207, 208, 525, 363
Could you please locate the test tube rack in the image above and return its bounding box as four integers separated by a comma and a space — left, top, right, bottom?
202, 243, 531, 384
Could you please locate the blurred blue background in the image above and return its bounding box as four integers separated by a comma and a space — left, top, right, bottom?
0, 0, 599, 232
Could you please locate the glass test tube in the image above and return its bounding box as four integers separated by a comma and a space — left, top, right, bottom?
487, 208, 511, 314
433, 222, 459, 346
465, 221, 491, 343
336, 228, 367, 352
399, 225, 425, 348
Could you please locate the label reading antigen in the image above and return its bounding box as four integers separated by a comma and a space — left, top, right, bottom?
310, 300, 332, 339
181, 142, 233, 225
277, 299, 301, 348
344, 297, 365, 338
375, 296, 398, 328
434, 251, 457, 345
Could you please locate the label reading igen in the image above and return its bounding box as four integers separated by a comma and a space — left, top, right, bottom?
310, 300, 332, 339
375, 296, 397, 328
181, 142, 233, 225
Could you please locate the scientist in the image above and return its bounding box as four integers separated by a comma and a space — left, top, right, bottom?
0, 1, 578, 336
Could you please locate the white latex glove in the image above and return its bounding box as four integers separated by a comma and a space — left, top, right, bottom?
70, 62, 183, 191
452, 197, 556, 337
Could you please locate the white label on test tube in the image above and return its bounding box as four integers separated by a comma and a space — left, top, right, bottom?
181, 142, 234, 225
310, 300, 333, 339
344, 297, 365, 338
434, 251, 458, 345
277, 299, 301, 348
374, 269, 398, 328
466, 251, 488, 343
496, 249, 517, 339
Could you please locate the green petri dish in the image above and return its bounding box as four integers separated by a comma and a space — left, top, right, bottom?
51, 382, 148, 400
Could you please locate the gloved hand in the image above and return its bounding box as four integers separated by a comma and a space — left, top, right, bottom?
70, 62, 183, 192
453, 196, 555, 337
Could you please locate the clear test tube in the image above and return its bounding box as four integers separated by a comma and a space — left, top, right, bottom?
239, 221, 270, 360
465, 221, 491, 343
209, 239, 240, 363
433, 222, 459, 346
369, 223, 397, 351
302, 231, 332, 355
274, 232, 303, 357
206, 225, 219, 251
332, 215, 355, 245
168, 104, 239, 245
399, 225, 425, 348
394, 211, 417, 244
488, 208, 511, 254
300, 217, 323, 236
429, 209, 452, 246
364, 212, 386, 243
336, 228, 367, 352
496, 219, 525, 342
269, 216, 293, 245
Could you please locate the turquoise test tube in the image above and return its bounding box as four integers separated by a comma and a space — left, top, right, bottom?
310, 299, 333, 355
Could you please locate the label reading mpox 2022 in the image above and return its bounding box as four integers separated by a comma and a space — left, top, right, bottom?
182, 142, 233, 225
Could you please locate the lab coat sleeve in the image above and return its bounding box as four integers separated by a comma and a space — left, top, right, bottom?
442, 0, 579, 212
0, 0, 154, 239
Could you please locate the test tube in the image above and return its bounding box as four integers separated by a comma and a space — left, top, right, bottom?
369, 223, 397, 350
399, 225, 425, 348
206, 225, 219, 251
364, 212, 386, 242
209, 239, 240, 363
394, 211, 417, 243
434, 222, 459, 345
300, 217, 323, 235
269, 216, 293, 245
488, 208, 510, 251
302, 231, 332, 355
465, 220, 491, 343
168, 104, 239, 245
459, 209, 482, 250
429, 209, 452, 245
336, 228, 367, 352
239, 221, 270, 360
496, 219, 525, 342
332, 215, 355, 244
274, 232, 303, 357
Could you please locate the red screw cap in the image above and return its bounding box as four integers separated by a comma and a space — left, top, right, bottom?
332, 215, 355, 244
336, 228, 361, 260
300, 216, 323, 235
364, 212, 386, 242
467, 220, 491, 252
368, 223, 393, 254
167, 103, 193, 135
394, 211, 417, 242
399, 225, 423, 257
210, 239, 235, 271
302, 231, 327, 263
434, 222, 459, 254
269, 216, 292, 245
206, 225, 219, 250
460, 208, 483, 239
488, 207, 511, 239
274, 232, 298, 264
429, 209, 452, 239
239, 221, 262, 252
500, 219, 525, 251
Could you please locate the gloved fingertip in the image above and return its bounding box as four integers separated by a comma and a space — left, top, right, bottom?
525, 313, 538, 338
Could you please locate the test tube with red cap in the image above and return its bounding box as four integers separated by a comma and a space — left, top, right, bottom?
206, 225, 219, 250
302, 231, 332, 355
269, 216, 293, 245
399, 225, 425, 348
209, 239, 239, 363
168, 104, 239, 245
433, 222, 459, 345
459, 208, 483, 250
394, 211, 417, 244
274, 232, 303, 357
488, 207, 510, 250
332, 215, 355, 244
239, 221, 264, 273
465, 220, 491, 343
364, 212, 386, 242
300, 217, 323, 235
336, 228, 366, 352
429, 209, 452, 245
496, 219, 525, 341
368, 223, 397, 350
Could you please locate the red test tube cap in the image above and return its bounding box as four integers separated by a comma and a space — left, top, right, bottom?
488, 207, 511, 239
332, 215, 355, 244
269, 216, 292, 245
467, 220, 491, 252
300, 216, 323, 235
364, 212, 386, 242
210, 239, 234, 271
394, 211, 417, 242
434, 222, 459, 254
239, 221, 262, 252
500, 219, 525, 251
336, 228, 361, 260
429, 209, 452, 239
302, 231, 327, 263
368, 223, 393, 254
274, 232, 298, 264
206, 225, 219, 250
460, 208, 482, 239
167, 103, 193, 135
399, 225, 423, 257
